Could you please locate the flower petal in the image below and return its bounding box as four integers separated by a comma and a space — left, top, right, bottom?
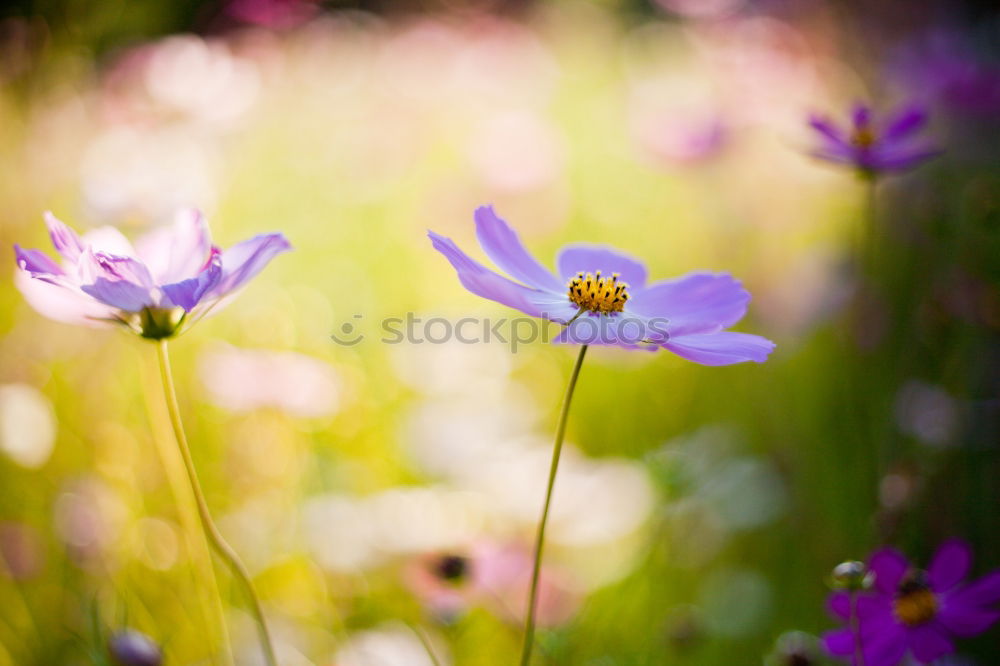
14, 269, 116, 327
552, 313, 665, 349
81, 226, 138, 257
429, 231, 551, 319
869, 548, 909, 595
851, 104, 872, 128
868, 146, 941, 171
808, 114, 848, 145
474, 205, 562, 292
628, 272, 750, 336
821, 628, 856, 657
76, 247, 156, 311
161, 248, 223, 312
949, 571, 1000, 608
937, 603, 1000, 637
908, 623, 954, 663
928, 539, 973, 593
881, 105, 928, 142
136, 208, 213, 283
210, 232, 292, 297
556, 244, 648, 289
81, 278, 156, 312
43, 212, 85, 263
91, 253, 155, 288
861, 624, 907, 666
660, 331, 775, 365
828, 591, 851, 620
14, 245, 63, 278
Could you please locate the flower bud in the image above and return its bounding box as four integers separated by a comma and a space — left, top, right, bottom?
109, 629, 162, 666
830, 560, 872, 591
766, 631, 820, 666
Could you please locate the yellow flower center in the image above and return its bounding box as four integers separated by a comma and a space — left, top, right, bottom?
893, 576, 938, 626
567, 271, 629, 314
851, 126, 876, 148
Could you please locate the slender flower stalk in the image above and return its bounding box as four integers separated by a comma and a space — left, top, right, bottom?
520, 343, 588, 666
156, 340, 277, 666
12, 209, 290, 663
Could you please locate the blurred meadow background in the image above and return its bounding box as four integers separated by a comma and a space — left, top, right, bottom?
1, 0, 1000, 664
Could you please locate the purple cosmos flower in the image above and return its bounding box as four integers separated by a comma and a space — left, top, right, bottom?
823, 540, 1000, 665
13, 209, 291, 339
808, 104, 940, 176
428, 206, 774, 365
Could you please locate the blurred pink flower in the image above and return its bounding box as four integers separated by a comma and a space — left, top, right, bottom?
198, 344, 340, 417
0, 522, 45, 580
405, 541, 579, 626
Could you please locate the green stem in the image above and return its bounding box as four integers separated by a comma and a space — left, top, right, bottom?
859, 175, 878, 275
156, 340, 278, 666
519, 344, 588, 666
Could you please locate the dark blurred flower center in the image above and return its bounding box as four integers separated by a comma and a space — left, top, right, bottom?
893, 571, 938, 625
434, 554, 469, 582
783, 652, 815, 666
567, 271, 629, 314
850, 126, 876, 149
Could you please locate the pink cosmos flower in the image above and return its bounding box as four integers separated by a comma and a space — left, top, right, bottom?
13, 209, 290, 339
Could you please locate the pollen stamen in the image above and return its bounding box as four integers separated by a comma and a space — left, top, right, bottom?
567, 271, 629, 314
893, 571, 938, 626
851, 125, 876, 148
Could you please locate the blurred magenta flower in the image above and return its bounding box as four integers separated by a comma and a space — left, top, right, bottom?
823, 540, 1000, 665
13, 209, 290, 339
225, 0, 319, 30
428, 206, 774, 365
808, 104, 940, 176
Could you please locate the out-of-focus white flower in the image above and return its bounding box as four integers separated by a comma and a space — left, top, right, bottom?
199, 344, 341, 418
894, 380, 960, 447
80, 125, 218, 223
130, 517, 180, 571
391, 339, 513, 398
332, 623, 448, 666
302, 487, 485, 573
145, 35, 260, 126
698, 568, 772, 637
467, 110, 566, 191
651, 426, 787, 531
53, 477, 128, 561
0, 383, 56, 469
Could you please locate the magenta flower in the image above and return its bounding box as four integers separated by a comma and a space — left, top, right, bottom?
808, 104, 940, 176
13, 209, 291, 339
823, 540, 1000, 665
428, 206, 774, 365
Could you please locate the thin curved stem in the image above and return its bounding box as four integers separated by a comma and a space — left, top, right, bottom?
519, 344, 588, 666
409, 622, 443, 666
157, 340, 278, 666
